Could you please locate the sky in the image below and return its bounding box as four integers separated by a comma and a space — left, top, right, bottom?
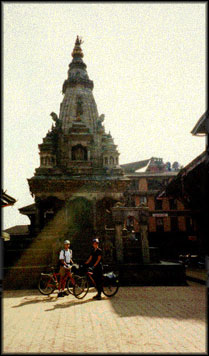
3, 2, 206, 229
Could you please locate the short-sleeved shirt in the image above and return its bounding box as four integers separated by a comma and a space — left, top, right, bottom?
59, 249, 72, 265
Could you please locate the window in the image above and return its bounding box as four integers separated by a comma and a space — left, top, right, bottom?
156, 218, 164, 232
169, 199, 177, 210
186, 217, 193, 232
110, 156, 114, 165
147, 178, 163, 190
170, 217, 178, 231
140, 196, 147, 204
72, 145, 87, 160
155, 198, 162, 210
126, 216, 134, 231
130, 180, 138, 190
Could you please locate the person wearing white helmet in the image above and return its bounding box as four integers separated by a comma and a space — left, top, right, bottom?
58, 240, 74, 297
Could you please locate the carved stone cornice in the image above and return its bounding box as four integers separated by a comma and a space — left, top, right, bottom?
28, 177, 129, 196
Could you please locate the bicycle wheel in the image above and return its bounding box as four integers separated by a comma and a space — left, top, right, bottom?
38, 274, 56, 295
73, 276, 89, 299
66, 274, 81, 295
102, 280, 119, 297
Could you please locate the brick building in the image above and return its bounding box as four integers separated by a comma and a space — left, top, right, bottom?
121, 158, 196, 259
161, 111, 209, 258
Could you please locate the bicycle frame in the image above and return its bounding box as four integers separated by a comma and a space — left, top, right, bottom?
61, 269, 77, 287
40, 270, 59, 290
72, 267, 119, 299
40, 267, 77, 290
86, 271, 97, 286
80, 267, 115, 287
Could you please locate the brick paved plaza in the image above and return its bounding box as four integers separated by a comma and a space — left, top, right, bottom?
2, 281, 207, 354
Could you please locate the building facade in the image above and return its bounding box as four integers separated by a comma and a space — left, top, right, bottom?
121, 158, 197, 259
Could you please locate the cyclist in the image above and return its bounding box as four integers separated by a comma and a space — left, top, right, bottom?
58, 240, 74, 297
85, 238, 103, 300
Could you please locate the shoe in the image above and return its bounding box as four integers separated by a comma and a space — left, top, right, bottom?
93, 295, 101, 300
62, 291, 69, 296
58, 292, 64, 297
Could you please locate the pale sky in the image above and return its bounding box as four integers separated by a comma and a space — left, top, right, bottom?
3, 2, 206, 229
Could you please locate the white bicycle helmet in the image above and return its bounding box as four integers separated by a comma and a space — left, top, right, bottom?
64, 240, 70, 244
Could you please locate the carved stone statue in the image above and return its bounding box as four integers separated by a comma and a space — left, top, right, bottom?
50, 112, 61, 129
50, 112, 58, 122
75, 147, 84, 160
97, 114, 105, 129
99, 114, 105, 122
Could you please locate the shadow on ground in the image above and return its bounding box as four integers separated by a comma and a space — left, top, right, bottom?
4, 282, 206, 322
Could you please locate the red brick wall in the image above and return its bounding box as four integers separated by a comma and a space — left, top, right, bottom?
162, 198, 169, 210
148, 196, 155, 210
149, 217, 156, 232
177, 200, 184, 210
138, 178, 148, 191
178, 216, 186, 231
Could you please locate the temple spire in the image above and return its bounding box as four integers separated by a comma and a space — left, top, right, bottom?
62, 36, 93, 93
71, 36, 84, 58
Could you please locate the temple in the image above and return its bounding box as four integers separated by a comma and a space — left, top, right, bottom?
8, 36, 130, 277
4, 37, 201, 288
28, 37, 128, 231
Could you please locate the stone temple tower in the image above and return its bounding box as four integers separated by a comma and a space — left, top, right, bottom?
27, 36, 129, 256
33, 36, 123, 178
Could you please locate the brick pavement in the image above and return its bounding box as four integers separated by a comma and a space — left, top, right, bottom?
2, 281, 207, 354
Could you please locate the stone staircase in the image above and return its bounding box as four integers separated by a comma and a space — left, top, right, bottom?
3, 207, 98, 289
3, 208, 69, 289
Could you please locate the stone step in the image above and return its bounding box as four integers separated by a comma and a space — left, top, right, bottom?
3, 266, 48, 289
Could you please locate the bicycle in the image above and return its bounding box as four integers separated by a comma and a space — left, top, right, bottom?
71, 264, 120, 299
38, 264, 80, 296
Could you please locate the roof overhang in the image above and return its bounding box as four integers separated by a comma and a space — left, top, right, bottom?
191, 111, 209, 136
120, 159, 150, 173
1, 190, 16, 207
1, 231, 10, 241
157, 151, 207, 199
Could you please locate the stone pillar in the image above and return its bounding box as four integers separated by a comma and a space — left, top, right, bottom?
141, 225, 150, 264
34, 199, 41, 233
139, 205, 150, 264
69, 147, 72, 160
115, 223, 124, 264
92, 198, 97, 232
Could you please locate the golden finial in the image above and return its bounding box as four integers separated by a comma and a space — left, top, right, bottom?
71, 36, 84, 58
75, 35, 84, 45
